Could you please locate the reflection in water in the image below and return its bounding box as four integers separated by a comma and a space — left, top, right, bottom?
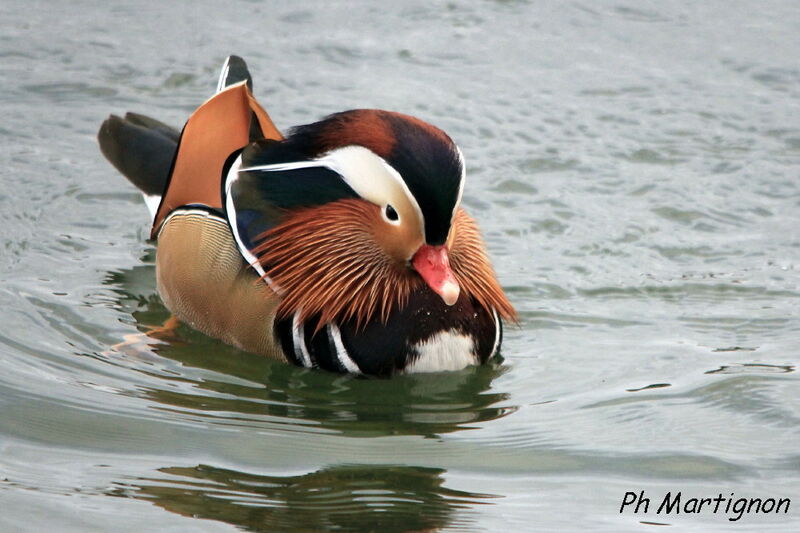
101, 263, 515, 438
625, 383, 671, 393
705, 363, 794, 375
111, 463, 496, 533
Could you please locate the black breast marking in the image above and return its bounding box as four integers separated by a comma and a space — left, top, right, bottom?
274, 313, 360, 373
275, 287, 499, 376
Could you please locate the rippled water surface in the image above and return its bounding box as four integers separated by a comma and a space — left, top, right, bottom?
2, 1, 799, 531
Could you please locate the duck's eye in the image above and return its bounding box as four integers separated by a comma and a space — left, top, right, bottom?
383, 204, 400, 223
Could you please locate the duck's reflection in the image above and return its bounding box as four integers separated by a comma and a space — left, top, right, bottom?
112, 463, 496, 533
103, 263, 515, 438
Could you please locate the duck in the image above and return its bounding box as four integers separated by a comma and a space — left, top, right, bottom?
98, 55, 515, 376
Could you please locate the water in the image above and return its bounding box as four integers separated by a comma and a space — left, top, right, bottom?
1, 1, 799, 531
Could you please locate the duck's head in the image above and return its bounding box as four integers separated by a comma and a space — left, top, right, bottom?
227, 109, 513, 331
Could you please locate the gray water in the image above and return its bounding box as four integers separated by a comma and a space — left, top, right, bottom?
1, 1, 799, 531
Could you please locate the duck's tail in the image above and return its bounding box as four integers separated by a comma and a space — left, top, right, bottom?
97, 112, 179, 214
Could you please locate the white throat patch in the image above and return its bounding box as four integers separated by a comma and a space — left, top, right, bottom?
404, 330, 478, 373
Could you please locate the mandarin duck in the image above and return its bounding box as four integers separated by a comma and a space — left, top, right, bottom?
98, 56, 515, 376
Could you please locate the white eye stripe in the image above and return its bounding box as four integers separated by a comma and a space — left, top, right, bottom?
239, 145, 426, 240
321, 146, 424, 237
239, 160, 330, 173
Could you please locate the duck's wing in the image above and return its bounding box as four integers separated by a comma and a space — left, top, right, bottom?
150, 57, 283, 237
98, 55, 282, 231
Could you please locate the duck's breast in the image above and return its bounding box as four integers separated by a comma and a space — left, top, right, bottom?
156, 208, 285, 360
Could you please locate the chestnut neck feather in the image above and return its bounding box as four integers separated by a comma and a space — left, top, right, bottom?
447, 209, 517, 322
252, 199, 516, 330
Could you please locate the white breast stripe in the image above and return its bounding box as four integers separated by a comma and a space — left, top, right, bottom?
327, 323, 361, 374
490, 309, 501, 358
224, 154, 272, 283
292, 312, 313, 368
